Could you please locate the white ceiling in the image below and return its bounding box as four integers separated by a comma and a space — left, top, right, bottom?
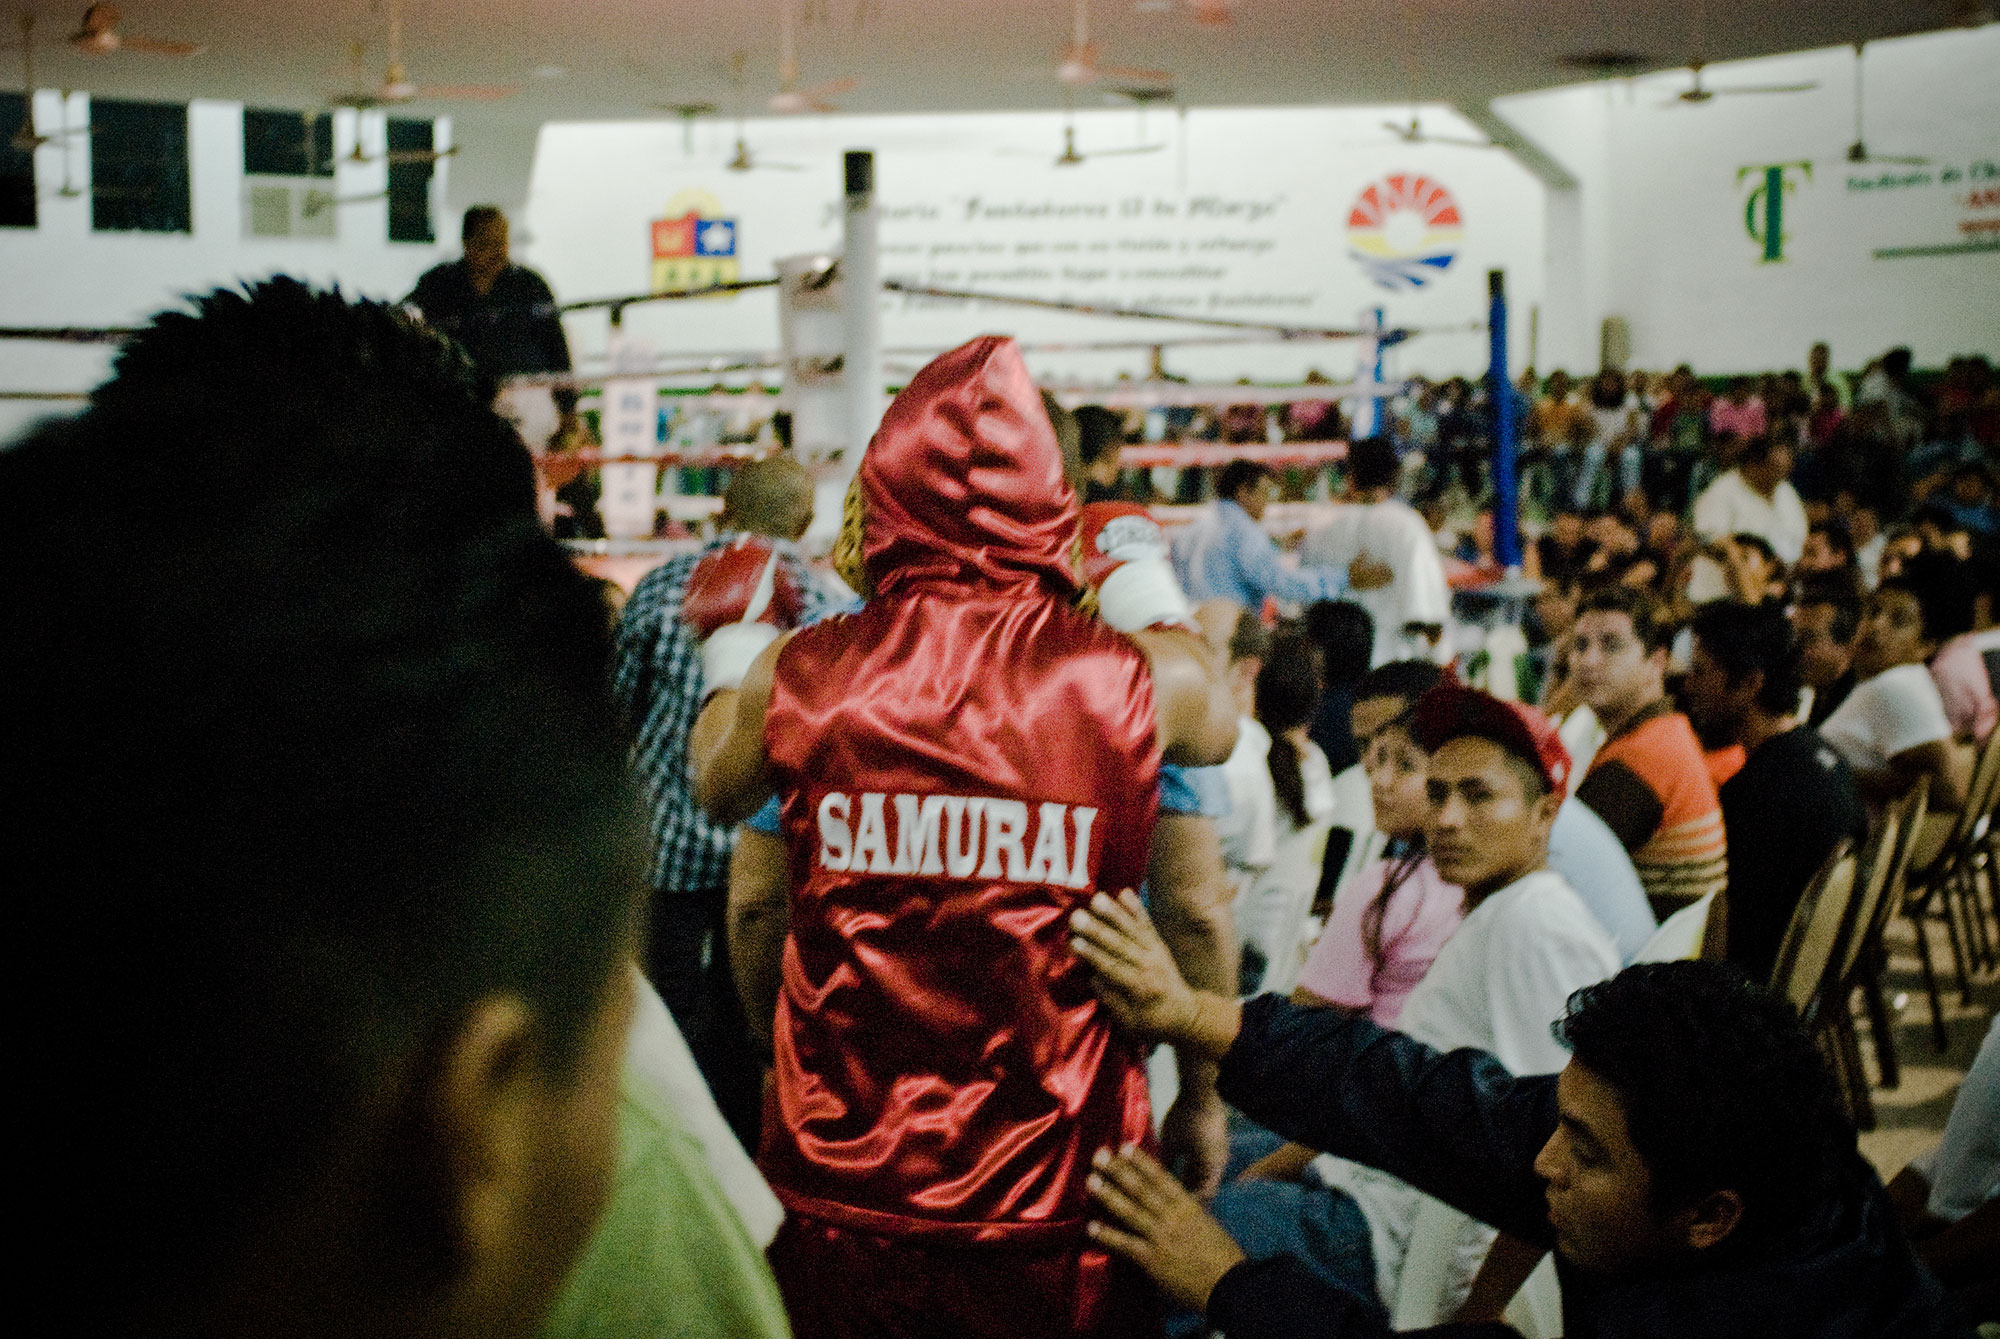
13, 1, 1984, 120
10, 1, 1988, 210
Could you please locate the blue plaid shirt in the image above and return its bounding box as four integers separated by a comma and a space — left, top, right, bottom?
611, 534, 841, 894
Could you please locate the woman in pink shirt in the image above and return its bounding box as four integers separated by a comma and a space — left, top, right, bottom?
1708, 376, 1768, 444
1293, 661, 1466, 1026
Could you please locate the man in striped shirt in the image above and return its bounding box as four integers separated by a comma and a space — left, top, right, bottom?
611, 457, 837, 1144
1567, 587, 1729, 918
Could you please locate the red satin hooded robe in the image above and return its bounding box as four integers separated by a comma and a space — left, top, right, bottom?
760, 337, 1163, 1330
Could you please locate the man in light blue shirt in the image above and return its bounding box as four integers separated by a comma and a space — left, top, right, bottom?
1175, 461, 1388, 613
1549, 798, 1657, 964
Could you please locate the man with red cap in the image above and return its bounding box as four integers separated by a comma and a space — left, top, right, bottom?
686, 335, 1239, 1337
1076, 683, 1622, 1329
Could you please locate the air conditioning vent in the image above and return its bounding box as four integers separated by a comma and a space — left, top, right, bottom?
245, 177, 335, 239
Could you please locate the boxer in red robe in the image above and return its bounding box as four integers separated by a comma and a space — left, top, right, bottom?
689, 336, 1238, 1337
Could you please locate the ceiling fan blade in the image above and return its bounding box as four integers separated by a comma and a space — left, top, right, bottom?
798, 76, 860, 100
1712, 82, 1818, 95
400, 83, 519, 102
122, 35, 206, 57
381, 146, 460, 164
1088, 143, 1167, 157
1097, 63, 1174, 86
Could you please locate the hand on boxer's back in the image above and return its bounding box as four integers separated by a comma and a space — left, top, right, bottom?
682, 535, 805, 698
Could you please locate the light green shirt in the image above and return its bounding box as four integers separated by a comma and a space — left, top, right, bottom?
543, 1071, 792, 1339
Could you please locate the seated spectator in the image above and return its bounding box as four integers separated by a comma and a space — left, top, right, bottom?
1536, 506, 1590, 586
1885, 1016, 2000, 1321
1567, 586, 1730, 916
1068, 925, 1962, 1339
1857, 346, 1926, 448
1304, 598, 1374, 775
1820, 550, 1975, 808
1682, 602, 1869, 984
1293, 663, 1468, 1026
1581, 368, 1645, 510
1796, 577, 1865, 727
1302, 436, 1451, 666
1239, 631, 1340, 993
1162, 683, 1620, 1323
1934, 462, 2000, 542
1530, 369, 1590, 450
1929, 561, 1999, 744
6, 281, 652, 1336
1693, 434, 1808, 566
1719, 531, 1789, 605
1708, 376, 1769, 445
1839, 497, 1890, 589
1075, 404, 1128, 502
1797, 519, 1864, 599
1218, 610, 1280, 901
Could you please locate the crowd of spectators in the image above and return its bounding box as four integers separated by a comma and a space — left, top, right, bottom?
12, 276, 1992, 1339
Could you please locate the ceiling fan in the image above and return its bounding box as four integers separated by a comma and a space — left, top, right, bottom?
1844, 42, 1927, 166
332, 2, 516, 109
1379, 111, 1496, 150
769, 1, 859, 114
6, 15, 88, 151
647, 101, 719, 154
720, 51, 804, 171
344, 140, 462, 167
68, 4, 204, 57
1003, 115, 1164, 168
1664, 59, 1817, 106
1057, 0, 1172, 90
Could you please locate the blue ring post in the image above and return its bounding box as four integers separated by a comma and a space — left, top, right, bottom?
1488, 269, 1521, 571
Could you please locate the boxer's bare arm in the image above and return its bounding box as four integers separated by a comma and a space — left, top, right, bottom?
1130, 627, 1239, 769
727, 827, 791, 1050
689, 632, 791, 825
1147, 812, 1237, 1196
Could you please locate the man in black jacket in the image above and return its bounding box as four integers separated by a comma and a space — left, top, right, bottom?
1068, 891, 1968, 1338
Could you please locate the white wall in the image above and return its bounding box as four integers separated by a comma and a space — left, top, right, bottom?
1493, 26, 2000, 376
522, 104, 1549, 387
0, 94, 454, 442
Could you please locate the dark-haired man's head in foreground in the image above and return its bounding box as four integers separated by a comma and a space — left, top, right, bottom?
1539, 961, 1852, 1273
3, 279, 644, 1337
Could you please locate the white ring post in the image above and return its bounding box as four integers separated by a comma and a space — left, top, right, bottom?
842, 149, 885, 465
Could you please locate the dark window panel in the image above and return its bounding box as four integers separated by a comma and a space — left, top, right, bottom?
244, 109, 334, 178
0, 92, 36, 228
386, 117, 434, 244
91, 98, 191, 234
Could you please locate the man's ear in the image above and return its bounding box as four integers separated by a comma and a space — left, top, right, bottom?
1532, 784, 1564, 831
426, 995, 542, 1272
1678, 1188, 1745, 1252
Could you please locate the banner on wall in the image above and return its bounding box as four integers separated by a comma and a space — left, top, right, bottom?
1733, 156, 2000, 264
523, 107, 1547, 380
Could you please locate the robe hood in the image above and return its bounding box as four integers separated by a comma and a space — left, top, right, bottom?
858, 335, 1079, 599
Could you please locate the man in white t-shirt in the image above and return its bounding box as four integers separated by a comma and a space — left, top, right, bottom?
1819, 555, 1973, 809
1216, 610, 1280, 887
1121, 682, 1620, 1327
1302, 438, 1451, 668
1692, 435, 1808, 566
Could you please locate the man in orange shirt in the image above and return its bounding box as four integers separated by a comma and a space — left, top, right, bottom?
1566, 587, 1729, 919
